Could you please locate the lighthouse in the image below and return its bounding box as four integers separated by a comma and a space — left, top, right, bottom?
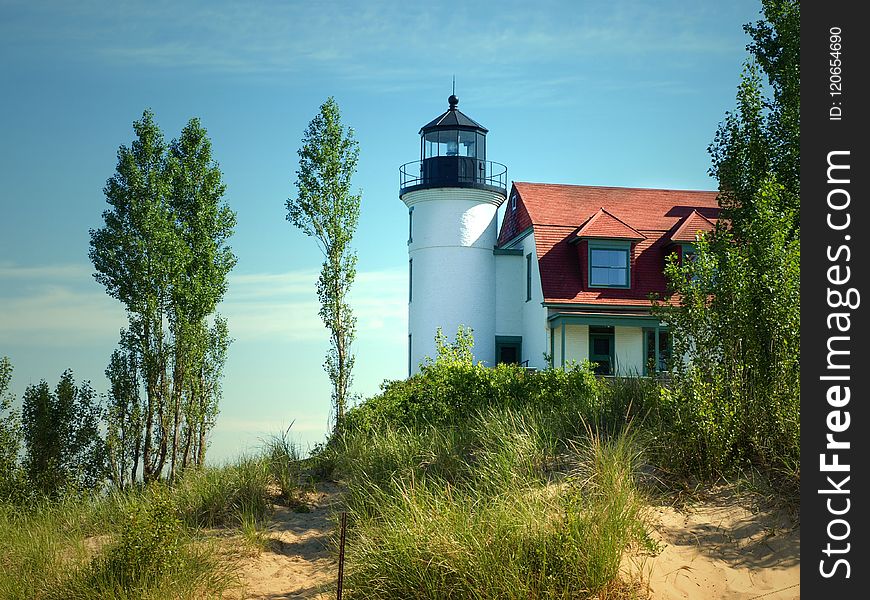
399, 94, 508, 374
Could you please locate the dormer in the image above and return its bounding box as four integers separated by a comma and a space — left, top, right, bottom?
570, 209, 645, 289
669, 209, 716, 262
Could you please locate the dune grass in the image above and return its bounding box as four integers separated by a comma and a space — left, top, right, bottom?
334, 407, 654, 599
0, 456, 276, 599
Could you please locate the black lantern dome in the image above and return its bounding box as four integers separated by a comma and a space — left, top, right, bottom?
419, 94, 487, 161
399, 95, 506, 196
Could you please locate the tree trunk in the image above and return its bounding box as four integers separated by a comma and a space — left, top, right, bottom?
142, 318, 156, 482
169, 345, 185, 483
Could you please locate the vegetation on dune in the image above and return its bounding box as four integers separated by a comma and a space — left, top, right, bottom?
324, 331, 658, 598
653, 0, 799, 483
0, 457, 275, 598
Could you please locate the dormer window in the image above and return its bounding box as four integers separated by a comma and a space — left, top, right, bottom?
571, 208, 644, 290
588, 240, 631, 288
681, 243, 697, 264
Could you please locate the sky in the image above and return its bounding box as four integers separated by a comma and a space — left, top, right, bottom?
0, 0, 763, 462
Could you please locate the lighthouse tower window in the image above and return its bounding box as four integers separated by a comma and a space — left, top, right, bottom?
408, 207, 413, 243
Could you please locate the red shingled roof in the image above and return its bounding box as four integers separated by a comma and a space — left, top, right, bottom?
497, 182, 720, 306
670, 209, 717, 242
574, 208, 646, 241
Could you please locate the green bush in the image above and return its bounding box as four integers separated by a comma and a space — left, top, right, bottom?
345, 356, 601, 436
101, 484, 183, 587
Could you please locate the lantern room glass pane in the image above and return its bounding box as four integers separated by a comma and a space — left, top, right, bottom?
476, 132, 486, 159
458, 130, 476, 157
439, 130, 459, 156
423, 132, 439, 158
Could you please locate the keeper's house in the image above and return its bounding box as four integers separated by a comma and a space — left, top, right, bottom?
400, 95, 719, 376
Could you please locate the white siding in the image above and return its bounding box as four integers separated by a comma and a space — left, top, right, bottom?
519, 232, 548, 369
614, 326, 644, 375
403, 187, 504, 373
494, 253, 523, 337
564, 324, 589, 367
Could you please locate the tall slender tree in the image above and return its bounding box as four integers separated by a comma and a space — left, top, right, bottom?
91, 110, 236, 481
165, 117, 237, 481
105, 333, 143, 490
90, 110, 174, 481
287, 97, 361, 432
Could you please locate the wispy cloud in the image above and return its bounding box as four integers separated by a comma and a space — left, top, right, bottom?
1, 0, 745, 98
221, 268, 406, 342
0, 262, 406, 346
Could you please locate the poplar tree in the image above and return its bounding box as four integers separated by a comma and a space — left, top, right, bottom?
90, 110, 236, 481
287, 97, 361, 432
657, 0, 799, 476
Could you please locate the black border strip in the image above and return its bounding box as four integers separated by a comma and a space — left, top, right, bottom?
801, 0, 869, 595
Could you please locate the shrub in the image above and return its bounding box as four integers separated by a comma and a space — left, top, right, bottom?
102, 484, 183, 587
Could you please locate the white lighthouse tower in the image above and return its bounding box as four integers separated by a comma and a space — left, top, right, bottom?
400, 94, 508, 374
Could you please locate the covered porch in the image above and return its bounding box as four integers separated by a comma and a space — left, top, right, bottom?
548, 312, 670, 376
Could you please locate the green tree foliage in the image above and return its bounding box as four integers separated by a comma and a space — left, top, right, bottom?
90, 110, 236, 482
21, 370, 106, 495
287, 97, 361, 431
655, 0, 799, 477
0, 357, 24, 499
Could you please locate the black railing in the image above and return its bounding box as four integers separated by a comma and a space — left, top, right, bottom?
399, 158, 508, 195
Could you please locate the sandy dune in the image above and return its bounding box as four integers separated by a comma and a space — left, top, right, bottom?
634, 487, 800, 600
227, 482, 799, 599
226, 484, 341, 599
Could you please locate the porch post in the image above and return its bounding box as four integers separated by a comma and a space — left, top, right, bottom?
561, 321, 566, 369
654, 325, 660, 375
549, 325, 555, 368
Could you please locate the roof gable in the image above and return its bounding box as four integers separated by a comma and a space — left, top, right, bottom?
669, 209, 717, 243
573, 208, 646, 242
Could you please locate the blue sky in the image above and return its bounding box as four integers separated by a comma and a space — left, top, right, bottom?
0, 0, 761, 461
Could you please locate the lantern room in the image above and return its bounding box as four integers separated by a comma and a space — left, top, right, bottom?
420, 94, 487, 160
399, 94, 507, 196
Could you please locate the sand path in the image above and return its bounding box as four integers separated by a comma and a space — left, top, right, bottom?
227, 483, 342, 599
227, 482, 799, 599
635, 486, 800, 600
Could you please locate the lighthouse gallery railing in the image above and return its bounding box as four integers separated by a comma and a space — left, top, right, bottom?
399, 159, 508, 195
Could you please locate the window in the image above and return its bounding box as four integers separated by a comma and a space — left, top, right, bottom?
408, 208, 413, 243
408, 259, 413, 302
644, 329, 672, 375
682, 244, 696, 263
458, 130, 477, 157
526, 253, 532, 301
588, 241, 630, 288
510, 193, 517, 211
495, 336, 523, 365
